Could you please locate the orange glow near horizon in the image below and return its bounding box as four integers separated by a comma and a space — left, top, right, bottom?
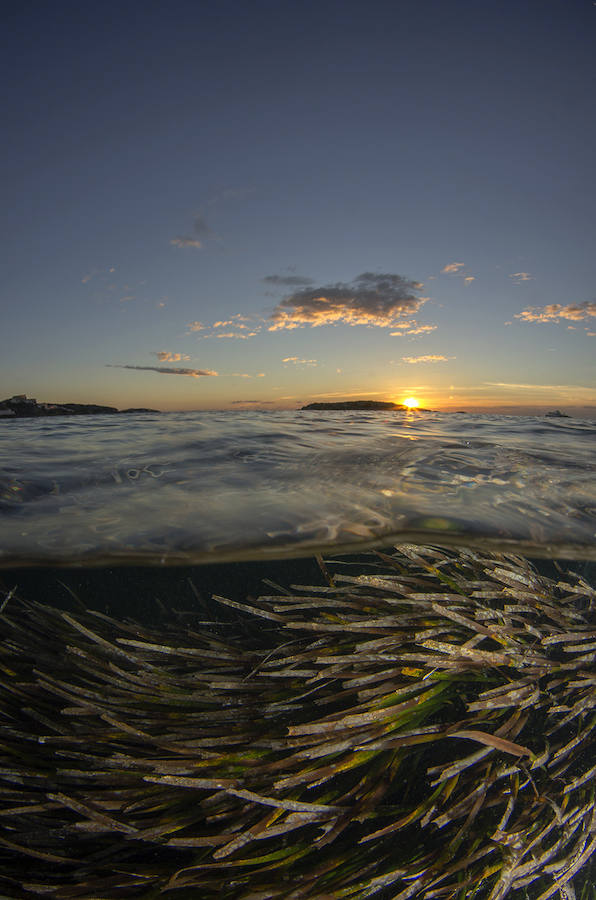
403, 396, 420, 409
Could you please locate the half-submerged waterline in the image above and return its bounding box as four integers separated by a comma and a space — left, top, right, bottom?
1, 545, 594, 899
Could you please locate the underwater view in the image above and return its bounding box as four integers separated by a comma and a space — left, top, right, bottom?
1, 411, 595, 899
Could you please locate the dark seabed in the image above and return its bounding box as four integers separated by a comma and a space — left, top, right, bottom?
1, 411, 595, 898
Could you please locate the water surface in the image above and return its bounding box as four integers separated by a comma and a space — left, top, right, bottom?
1, 409, 594, 566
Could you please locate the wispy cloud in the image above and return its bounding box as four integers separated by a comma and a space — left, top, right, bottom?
485, 381, 588, 390
388, 321, 436, 336
170, 214, 212, 250
230, 399, 275, 404
186, 321, 205, 332
482, 382, 596, 403
401, 324, 437, 336
309, 390, 385, 398
215, 332, 255, 339
515, 301, 596, 323
402, 355, 454, 364
262, 274, 314, 287
170, 236, 203, 249
441, 262, 476, 283
267, 272, 427, 331
82, 266, 116, 285
509, 272, 534, 284
107, 365, 217, 377
282, 357, 318, 366
153, 351, 190, 362
200, 315, 261, 339
213, 318, 251, 328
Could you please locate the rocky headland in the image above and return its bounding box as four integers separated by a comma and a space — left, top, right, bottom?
301, 400, 430, 411
0, 395, 159, 419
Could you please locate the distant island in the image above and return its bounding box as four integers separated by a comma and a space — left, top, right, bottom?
0, 395, 159, 419
301, 400, 430, 411
545, 409, 570, 418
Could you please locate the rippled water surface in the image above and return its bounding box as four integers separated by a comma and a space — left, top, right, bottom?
1, 409, 595, 565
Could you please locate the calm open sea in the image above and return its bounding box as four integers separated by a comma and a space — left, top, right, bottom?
1, 409, 595, 567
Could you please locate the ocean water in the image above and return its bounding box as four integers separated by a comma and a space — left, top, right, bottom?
1, 409, 595, 567
1, 409, 595, 898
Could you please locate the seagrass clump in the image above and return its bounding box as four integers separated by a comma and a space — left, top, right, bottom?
0, 545, 595, 899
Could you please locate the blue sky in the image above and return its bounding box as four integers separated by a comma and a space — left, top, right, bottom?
2, 0, 595, 413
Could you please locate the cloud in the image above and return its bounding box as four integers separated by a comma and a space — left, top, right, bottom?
389, 322, 437, 336
119, 295, 135, 303
186, 321, 205, 331
170, 236, 203, 249
216, 332, 253, 339
153, 351, 191, 362
514, 301, 596, 323
231, 399, 274, 404
170, 213, 212, 250
310, 391, 384, 398
464, 276, 475, 284
204, 315, 260, 339
213, 318, 254, 330
509, 272, 534, 283
401, 355, 454, 364
262, 274, 315, 287
441, 262, 465, 274
404, 324, 437, 336
82, 266, 115, 284
282, 357, 318, 366
484, 382, 580, 390
481, 383, 596, 403
107, 365, 217, 377
268, 272, 427, 331
388, 321, 415, 331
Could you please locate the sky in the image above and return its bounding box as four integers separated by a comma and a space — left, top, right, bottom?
2, 0, 595, 414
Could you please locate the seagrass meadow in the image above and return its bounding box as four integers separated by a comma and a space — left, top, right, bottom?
0, 545, 595, 899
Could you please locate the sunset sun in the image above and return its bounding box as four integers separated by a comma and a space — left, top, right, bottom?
403, 397, 419, 410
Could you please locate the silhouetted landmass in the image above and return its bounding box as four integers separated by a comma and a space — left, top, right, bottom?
545, 410, 570, 418
302, 400, 430, 411
0, 395, 160, 419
